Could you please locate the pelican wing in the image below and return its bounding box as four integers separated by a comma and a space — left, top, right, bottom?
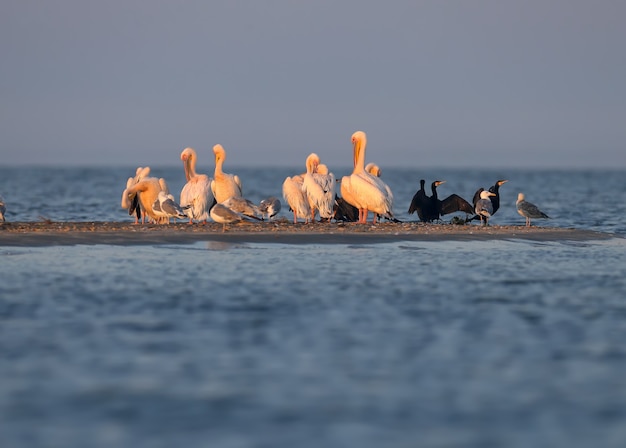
282, 176, 310, 219
181, 174, 213, 221
350, 173, 393, 216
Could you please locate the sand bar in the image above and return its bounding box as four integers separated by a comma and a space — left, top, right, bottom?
0, 220, 617, 247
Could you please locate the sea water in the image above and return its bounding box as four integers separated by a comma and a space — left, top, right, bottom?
1, 167, 626, 447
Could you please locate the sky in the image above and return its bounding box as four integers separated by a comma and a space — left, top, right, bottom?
1, 0, 624, 169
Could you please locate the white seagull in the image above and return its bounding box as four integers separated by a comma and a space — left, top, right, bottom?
210, 203, 249, 232
516, 193, 550, 227
475, 190, 496, 226
220, 196, 262, 220
258, 197, 282, 221
152, 191, 188, 223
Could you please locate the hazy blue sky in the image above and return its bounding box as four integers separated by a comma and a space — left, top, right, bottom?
1, 0, 624, 168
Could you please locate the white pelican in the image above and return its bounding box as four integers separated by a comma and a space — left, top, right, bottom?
122, 177, 163, 223
121, 177, 138, 221
0, 195, 6, 223
282, 175, 311, 223
475, 190, 496, 226
152, 191, 188, 223
365, 162, 380, 177
221, 196, 262, 220
258, 197, 281, 220
302, 158, 335, 221
180, 147, 214, 224
122, 166, 152, 224
516, 193, 550, 227
211, 144, 242, 203
364, 162, 397, 222
340, 131, 394, 224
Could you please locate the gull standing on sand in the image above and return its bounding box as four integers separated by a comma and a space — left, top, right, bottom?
210, 203, 248, 232
180, 147, 214, 224
211, 144, 242, 203
152, 191, 188, 223
340, 131, 395, 224
475, 190, 496, 226
220, 196, 262, 220
471, 179, 508, 221
516, 193, 550, 227
258, 197, 281, 221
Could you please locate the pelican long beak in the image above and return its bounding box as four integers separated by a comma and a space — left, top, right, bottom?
182, 156, 190, 180
352, 139, 359, 168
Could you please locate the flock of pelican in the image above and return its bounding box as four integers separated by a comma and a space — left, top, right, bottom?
117, 130, 551, 229
0, 130, 550, 228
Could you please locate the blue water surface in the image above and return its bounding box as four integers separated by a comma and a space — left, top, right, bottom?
1, 167, 626, 447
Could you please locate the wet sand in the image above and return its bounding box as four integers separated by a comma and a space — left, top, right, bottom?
0, 219, 616, 246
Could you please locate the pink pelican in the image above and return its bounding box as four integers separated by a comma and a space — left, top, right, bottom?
211, 144, 242, 203
302, 154, 335, 222
122, 177, 162, 223
180, 147, 214, 224
282, 175, 310, 224
340, 131, 394, 223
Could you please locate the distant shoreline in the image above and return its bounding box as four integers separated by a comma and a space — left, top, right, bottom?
0, 220, 617, 247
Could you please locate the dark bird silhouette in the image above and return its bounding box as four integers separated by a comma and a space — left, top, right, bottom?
472, 179, 508, 214
333, 195, 359, 222
128, 194, 142, 223
408, 179, 428, 221
408, 180, 474, 222
470, 179, 508, 222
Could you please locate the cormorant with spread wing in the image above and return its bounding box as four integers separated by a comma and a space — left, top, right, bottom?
408, 180, 474, 222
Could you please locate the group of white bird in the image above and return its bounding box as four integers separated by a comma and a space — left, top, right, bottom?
121, 144, 283, 231
0, 131, 549, 228
119, 129, 550, 229
120, 130, 402, 229
283, 130, 397, 224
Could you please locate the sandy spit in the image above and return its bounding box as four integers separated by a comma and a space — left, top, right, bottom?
0, 219, 616, 247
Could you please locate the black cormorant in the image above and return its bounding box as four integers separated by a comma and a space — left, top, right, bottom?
470, 179, 508, 222
408, 180, 474, 222
333, 195, 359, 222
